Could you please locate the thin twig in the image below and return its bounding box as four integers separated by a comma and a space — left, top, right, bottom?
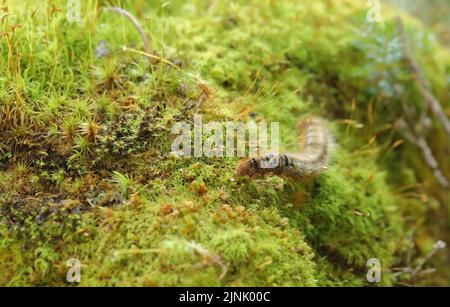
391, 239, 446, 286
105, 7, 150, 53
188, 241, 228, 280
415, 135, 449, 187
122, 46, 178, 69
123, 46, 206, 85
396, 16, 450, 138
393, 18, 450, 188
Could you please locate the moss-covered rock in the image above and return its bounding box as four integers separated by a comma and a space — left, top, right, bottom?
0, 0, 448, 286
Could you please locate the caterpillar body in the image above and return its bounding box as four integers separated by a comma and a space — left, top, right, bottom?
236, 117, 334, 179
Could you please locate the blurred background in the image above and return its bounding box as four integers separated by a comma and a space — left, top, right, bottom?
387, 0, 450, 46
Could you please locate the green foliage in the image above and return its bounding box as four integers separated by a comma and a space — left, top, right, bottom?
0, 0, 448, 286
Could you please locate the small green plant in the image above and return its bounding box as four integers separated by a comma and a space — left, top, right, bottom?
0, 0, 448, 287
110, 171, 135, 198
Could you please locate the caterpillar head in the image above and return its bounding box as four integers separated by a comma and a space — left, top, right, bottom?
236, 158, 257, 177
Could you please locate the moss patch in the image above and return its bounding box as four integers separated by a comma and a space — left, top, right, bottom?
0, 0, 449, 286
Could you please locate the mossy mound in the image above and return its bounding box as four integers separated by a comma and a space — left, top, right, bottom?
0, 0, 448, 286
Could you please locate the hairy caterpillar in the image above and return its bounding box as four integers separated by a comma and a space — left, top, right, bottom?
236, 117, 334, 179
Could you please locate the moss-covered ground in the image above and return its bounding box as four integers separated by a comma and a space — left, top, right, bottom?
0, 0, 449, 286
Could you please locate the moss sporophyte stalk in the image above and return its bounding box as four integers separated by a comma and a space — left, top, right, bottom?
0, 0, 448, 286
237, 116, 333, 179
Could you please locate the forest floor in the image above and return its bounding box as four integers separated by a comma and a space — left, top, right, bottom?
0, 0, 449, 286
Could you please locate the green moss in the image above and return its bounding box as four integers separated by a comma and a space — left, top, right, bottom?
0, 0, 448, 286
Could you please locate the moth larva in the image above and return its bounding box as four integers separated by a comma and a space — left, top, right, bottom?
236, 117, 334, 179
